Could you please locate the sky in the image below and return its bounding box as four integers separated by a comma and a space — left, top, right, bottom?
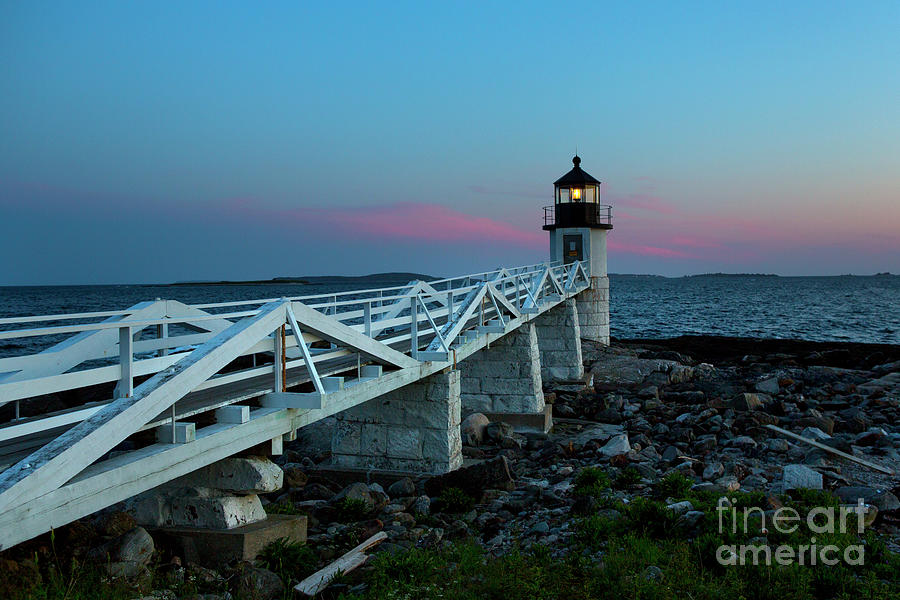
1, 1, 898, 284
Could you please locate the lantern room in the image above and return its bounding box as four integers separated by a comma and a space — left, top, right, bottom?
544, 155, 612, 230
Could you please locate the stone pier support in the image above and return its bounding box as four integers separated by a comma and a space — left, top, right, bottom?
128, 456, 306, 565
576, 276, 610, 345
459, 323, 545, 418
332, 370, 462, 474
534, 298, 584, 382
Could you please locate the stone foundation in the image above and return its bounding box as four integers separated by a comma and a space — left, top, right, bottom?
576, 276, 610, 345
459, 323, 544, 415
534, 298, 584, 381
128, 456, 283, 530
331, 370, 462, 474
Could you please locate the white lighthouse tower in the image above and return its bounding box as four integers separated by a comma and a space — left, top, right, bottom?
544, 155, 612, 344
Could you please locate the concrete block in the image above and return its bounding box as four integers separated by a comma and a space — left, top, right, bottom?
174, 457, 283, 494
332, 420, 361, 455
154, 514, 307, 567
131, 488, 267, 529
360, 423, 388, 456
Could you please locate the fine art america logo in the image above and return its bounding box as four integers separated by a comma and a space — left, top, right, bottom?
715, 497, 868, 566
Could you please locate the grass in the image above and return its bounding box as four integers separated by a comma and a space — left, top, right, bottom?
256, 537, 318, 587
433, 487, 476, 514
334, 497, 371, 521
573, 467, 611, 497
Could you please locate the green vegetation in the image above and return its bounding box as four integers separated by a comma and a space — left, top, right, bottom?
573, 467, 610, 497
433, 487, 476, 514
334, 497, 371, 521
264, 500, 306, 515
340, 486, 899, 600
654, 471, 693, 499
613, 466, 643, 489
257, 537, 318, 586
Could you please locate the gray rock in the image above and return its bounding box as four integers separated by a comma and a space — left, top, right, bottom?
412, 495, 431, 516
702, 462, 724, 481
333, 482, 376, 512
800, 427, 831, 441
782, 464, 823, 490
89, 526, 154, 565
388, 477, 416, 499
174, 457, 283, 494
666, 501, 694, 516
730, 393, 762, 411
598, 434, 631, 458
461, 413, 491, 446
756, 378, 780, 395
642, 565, 664, 582
237, 567, 283, 600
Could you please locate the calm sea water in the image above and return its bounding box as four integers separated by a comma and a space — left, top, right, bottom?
0, 275, 897, 358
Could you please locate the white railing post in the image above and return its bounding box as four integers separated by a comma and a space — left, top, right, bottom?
410, 295, 418, 357
363, 301, 372, 337
274, 324, 285, 393
447, 290, 454, 319
156, 322, 169, 357
117, 326, 133, 398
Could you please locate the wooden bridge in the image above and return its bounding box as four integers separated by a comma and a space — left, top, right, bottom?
0, 260, 592, 549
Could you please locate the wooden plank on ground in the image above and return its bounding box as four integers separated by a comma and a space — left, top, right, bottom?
295, 531, 387, 596
765, 424, 895, 475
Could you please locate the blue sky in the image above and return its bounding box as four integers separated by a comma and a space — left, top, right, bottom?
1, 1, 898, 284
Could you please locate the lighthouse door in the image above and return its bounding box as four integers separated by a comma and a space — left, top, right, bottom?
563, 234, 583, 265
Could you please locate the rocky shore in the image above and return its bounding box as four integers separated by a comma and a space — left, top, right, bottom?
2, 335, 899, 599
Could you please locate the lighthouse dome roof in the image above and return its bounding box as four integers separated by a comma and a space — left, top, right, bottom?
554, 155, 601, 186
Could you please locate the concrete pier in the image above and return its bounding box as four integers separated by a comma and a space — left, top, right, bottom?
459, 323, 545, 416
534, 297, 584, 381
331, 370, 462, 474
576, 275, 610, 345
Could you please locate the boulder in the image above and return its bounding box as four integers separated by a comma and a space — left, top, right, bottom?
88, 526, 154, 566
782, 464, 823, 490
387, 477, 416, 499
729, 393, 762, 411
461, 413, 490, 446
129, 487, 267, 529
174, 457, 283, 494
281, 463, 308, 489
598, 434, 631, 458
332, 482, 376, 512
237, 566, 283, 600
755, 377, 780, 395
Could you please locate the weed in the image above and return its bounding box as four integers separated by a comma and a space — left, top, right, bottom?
573, 467, 610, 498
613, 466, 642, 489
654, 471, 693, 499
434, 487, 476, 514
334, 497, 370, 521
257, 537, 318, 586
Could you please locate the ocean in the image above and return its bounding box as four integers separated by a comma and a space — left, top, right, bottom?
0, 274, 897, 359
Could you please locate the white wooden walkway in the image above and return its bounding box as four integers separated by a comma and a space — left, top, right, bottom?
0, 260, 590, 549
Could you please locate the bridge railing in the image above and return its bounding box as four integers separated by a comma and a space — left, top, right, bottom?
0, 260, 590, 453
0, 259, 591, 548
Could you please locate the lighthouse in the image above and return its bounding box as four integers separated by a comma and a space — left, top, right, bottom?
544, 155, 612, 344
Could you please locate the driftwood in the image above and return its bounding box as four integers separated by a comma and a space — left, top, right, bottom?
765, 424, 895, 475
294, 531, 387, 596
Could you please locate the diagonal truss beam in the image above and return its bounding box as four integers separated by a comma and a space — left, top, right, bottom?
288, 301, 418, 369
285, 305, 325, 395
425, 283, 487, 352
0, 301, 289, 513
521, 266, 549, 310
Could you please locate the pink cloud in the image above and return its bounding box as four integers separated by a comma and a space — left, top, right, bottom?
612, 193, 679, 215
608, 239, 695, 259
227, 201, 547, 248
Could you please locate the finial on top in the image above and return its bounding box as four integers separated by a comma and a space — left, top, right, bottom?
572, 155, 581, 167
